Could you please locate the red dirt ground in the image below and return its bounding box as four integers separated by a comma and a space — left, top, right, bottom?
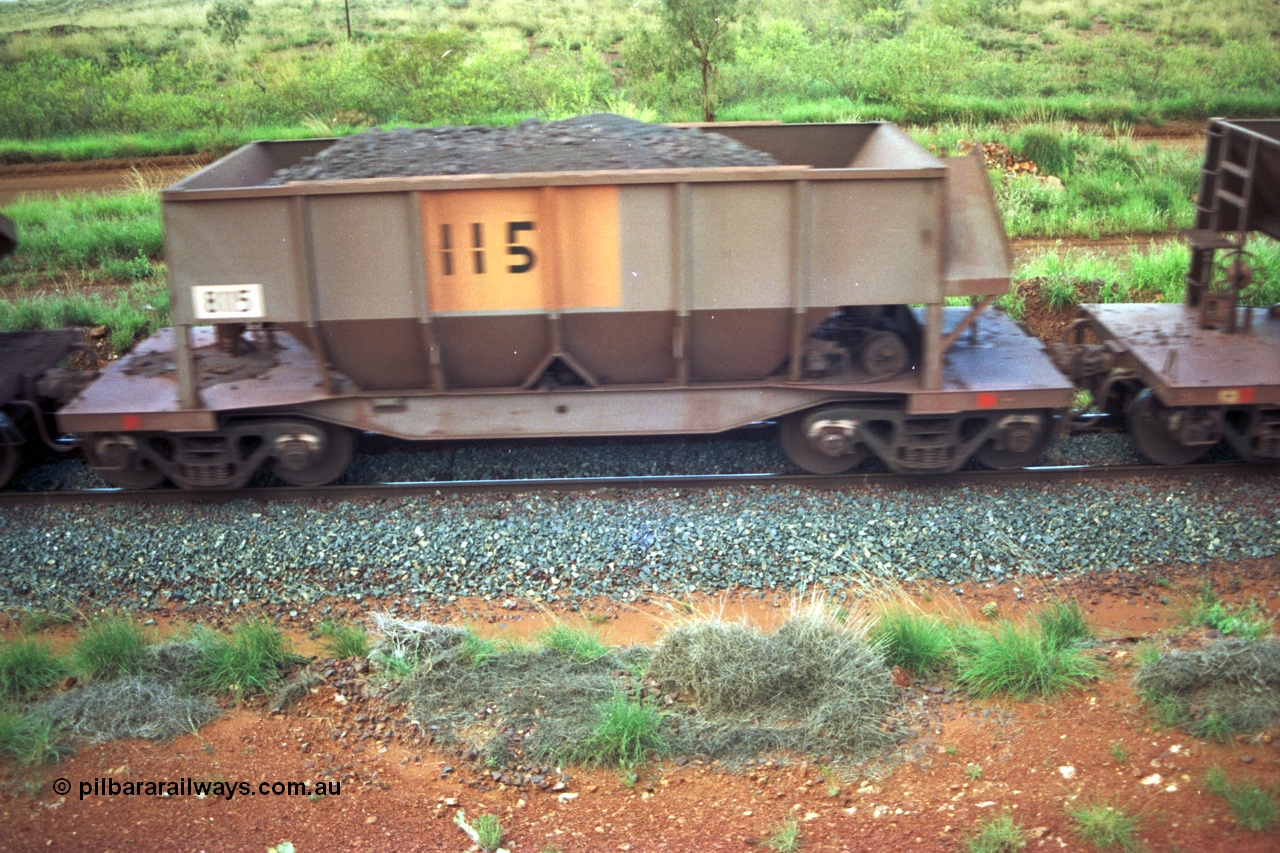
4, 559, 1280, 852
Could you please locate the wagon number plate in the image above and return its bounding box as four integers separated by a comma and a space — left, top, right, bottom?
193, 284, 265, 320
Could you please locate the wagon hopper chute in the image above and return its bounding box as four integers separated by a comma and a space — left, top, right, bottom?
57, 118, 1073, 489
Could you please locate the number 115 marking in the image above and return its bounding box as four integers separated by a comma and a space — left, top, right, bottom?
439, 221, 536, 276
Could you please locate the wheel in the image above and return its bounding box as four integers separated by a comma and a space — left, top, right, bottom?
779, 408, 866, 474
0, 440, 19, 489
84, 434, 167, 489
859, 330, 910, 379
974, 412, 1056, 470
270, 420, 355, 486
1223, 410, 1280, 464
1127, 388, 1210, 465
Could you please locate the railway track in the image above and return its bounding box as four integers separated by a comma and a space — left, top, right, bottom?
0, 458, 1271, 508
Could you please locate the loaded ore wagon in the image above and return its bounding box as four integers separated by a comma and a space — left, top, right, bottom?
56, 116, 1075, 489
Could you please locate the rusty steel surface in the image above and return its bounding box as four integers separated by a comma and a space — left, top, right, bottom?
55, 327, 335, 434
1199, 119, 1280, 241
0, 330, 81, 404
56, 306, 1072, 442
1081, 302, 1280, 407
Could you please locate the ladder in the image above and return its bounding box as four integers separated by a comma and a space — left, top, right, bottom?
1186, 120, 1260, 332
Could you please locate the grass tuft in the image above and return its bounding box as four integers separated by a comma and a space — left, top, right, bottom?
0, 707, 70, 767
575, 690, 667, 771
966, 813, 1026, 853
540, 622, 613, 664
1067, 802, 1142, 851
765, 817, 801, 852
1206, 766, 1278, 832
73, 614, 152, 680
954, 609, 1102, 699
871, 606, 953, 677
0, 636, 67, 701
315, 620, 370, 660
185, 621, 298, 698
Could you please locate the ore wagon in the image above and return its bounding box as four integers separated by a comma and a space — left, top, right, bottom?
1056, 118, 1280, 465
56, 117, 1074, 489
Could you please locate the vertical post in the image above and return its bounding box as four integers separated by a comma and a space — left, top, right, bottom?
174, 325, 200, 410
922, 303, 943, 391
673, 183, 693, 385
787, 180, 812, 382
292, 196, 338, 393
345, 0, 352, 41
407, 192, 446, 390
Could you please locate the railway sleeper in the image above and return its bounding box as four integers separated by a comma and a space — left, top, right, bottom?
83, 417, 354, 490
781, 405, 1059, 475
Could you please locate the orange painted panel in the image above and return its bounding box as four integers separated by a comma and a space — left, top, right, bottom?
422, 186, 620, 313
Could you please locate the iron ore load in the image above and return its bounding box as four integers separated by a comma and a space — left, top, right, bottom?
34, 115, 1279, 489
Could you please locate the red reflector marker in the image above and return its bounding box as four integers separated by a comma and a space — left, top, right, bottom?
976, 392, 999, 409
121, 414, 143, 431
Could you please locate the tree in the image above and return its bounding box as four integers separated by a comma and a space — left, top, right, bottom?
206, 0, 251, 49
658, 0, 748, 122
363, 31, 470, 121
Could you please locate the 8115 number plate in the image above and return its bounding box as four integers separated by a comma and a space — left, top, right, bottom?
192, 284, 265, 320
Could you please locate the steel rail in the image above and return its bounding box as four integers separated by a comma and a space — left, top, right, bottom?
0, 461, 1274, 508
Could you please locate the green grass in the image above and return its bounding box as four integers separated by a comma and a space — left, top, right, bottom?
966, 813, 1027, 853
575, 690, 666, 772
0, 636, 67, 701
1206, 766, 1278, 832
1067, 802, 1142, 851
0, 0, 1276, 149
1184, 584, 1272, 640
185, 620, 299, 698
72, 614, 153, 680
0, 707, 69, 767
315, 620, 370, 660
954, 613, 1103, 699
459, 629, 501, 668
765, 817, 801, 852
1037, 599, 1093, 649
1, 191, 163, 282
870, 607, 954, 676
539, 623, 613, 664
472, 813, 504, 853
